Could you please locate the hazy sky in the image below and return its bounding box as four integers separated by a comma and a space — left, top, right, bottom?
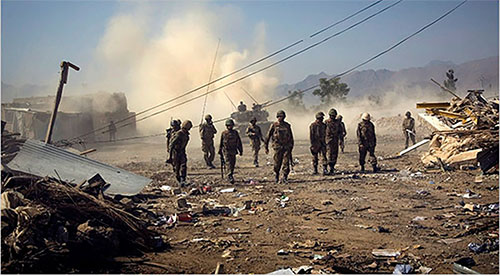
1, 0, 498, 89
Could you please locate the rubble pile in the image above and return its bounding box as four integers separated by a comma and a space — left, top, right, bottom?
419, 90, 499, 171
1, 131, 161, 273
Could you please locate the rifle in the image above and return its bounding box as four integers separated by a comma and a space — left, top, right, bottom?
219, 152, 225, 179
406, 129, 416, 136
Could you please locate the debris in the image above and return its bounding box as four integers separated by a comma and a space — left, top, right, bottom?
177, 198, 191, 209
455, 257, 476, 267
393, 264, 413, 274
220, 188, 236, 193
178, 212, 193, 222
292, 266, 313, 274
462, 189, 481, 199
468, 240, 499, 254
415, 266, 432, 274
321, 200, 333, 205
377, 226, 391, 233
313, 254, 324, 260
5, 139, 151, 196
398, 139, 430, 156
268, 268, 295, 275
366, 261, 378, 269
412, 216, 427, 221
159, 185, 172, 191
277, 249, 290, 255
452, 263, 480, 274
372, 249, 401, 258
355, 206, 371, 212
214, 262, 224, 274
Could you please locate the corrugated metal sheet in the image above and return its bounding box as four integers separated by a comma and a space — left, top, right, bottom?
6, 139, 151, 196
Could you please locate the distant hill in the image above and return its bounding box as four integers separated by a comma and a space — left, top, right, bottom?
275, 56, 499, 105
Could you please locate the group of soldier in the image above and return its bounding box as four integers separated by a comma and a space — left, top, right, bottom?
164, 108, 417, 186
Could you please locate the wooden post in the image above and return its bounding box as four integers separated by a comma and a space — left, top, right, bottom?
45, 61, 80, 144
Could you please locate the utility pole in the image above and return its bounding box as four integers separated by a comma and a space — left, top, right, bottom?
45, 61, 80, 144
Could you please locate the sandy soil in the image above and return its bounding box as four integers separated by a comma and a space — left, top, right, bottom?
86, 134, 499, 274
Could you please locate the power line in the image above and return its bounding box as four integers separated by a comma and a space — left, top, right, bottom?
264, 0, 468, 108
201, 38, 221, 124
65, 0, 384, 142
83, 0, 468, 145
94, 0, 402, 134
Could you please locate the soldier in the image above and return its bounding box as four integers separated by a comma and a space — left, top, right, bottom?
237, 101, 247, 112
309, 112, 327, 175
219, 119, 243, 184
357, 113, 379, 173
165, 119, 181, 165
246, 117, 265, 167
402, 111, 416, 149
337, 115, 347, 153
265, 110, 294, 184
325, 109, 341, 175
108, 121, 117, 142
199, 114, 217, 169
169, 120, 192, 186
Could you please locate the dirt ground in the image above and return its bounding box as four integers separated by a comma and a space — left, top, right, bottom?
87, 134, 499, 274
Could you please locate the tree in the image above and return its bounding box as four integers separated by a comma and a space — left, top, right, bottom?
312, 77, 350, 104
287, 90, 307, 112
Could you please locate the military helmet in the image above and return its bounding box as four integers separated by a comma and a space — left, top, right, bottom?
182, 120, 193, 130
171, 119, 181, 127
225, 119, 235, 126
337, 114, 343, 120
361, 113, 371, 121
276, 110, 286, 118
405, 111, 411, 117
315, 112, 325, 119
250, 117, 257, 123
328, 108, 337, 117
205, 114, 212, 120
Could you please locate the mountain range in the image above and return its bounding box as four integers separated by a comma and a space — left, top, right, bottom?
275, 56, 499, 105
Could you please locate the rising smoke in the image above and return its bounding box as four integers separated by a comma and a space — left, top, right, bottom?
89, 4, 279, 144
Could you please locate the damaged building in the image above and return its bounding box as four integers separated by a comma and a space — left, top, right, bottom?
1, 92, 136, 143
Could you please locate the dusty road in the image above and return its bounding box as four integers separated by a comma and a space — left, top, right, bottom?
88, 134, 499, 274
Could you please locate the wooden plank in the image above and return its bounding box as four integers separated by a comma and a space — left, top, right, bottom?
446, 149, 482, 167
416, 102, 450, 109
418, 113, 452, 131
398, 139, 430, 156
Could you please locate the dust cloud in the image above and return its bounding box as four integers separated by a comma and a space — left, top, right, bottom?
89, 5, 280, 145
272, 84, 450, 141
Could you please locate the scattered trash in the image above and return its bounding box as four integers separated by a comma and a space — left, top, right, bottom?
468, 239, 499, 254
177, 198, 191, 209
437, 238, 462, 245
462, 189, 481, 199
429, 180, 435, 185
452, 263, 480, 274
377, 226, 391, 233
372, 249, 401, 258
416, 189, 430, 196
220, 188, 236, 193
321, 200, 333, 205
268, 268, 295, 275
412, 216, 427, 221
393, 264, 413, 274
366, 261, 378, 269
160, 185, 171, 191
178, 212, 193, 222
292, 266, 313, 274
313, 254, 324, 260
415, 266, 432, 274
455, 257, 476, 267
277, 249, 289, 255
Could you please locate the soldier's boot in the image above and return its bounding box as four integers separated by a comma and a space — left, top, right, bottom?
282, 174, 289, 184
322, 165, 329, 176
360, 164, 365, 172
228, 174, 235, 184
209, 162, 216, 169
312, 165, 318, 175
274, 173, 279, 184
179, 177, 186, 187
372, 164, 380, 173
254, 160, 259, 167
329, 164, 335, 175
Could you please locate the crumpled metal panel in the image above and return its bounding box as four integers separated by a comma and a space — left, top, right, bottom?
6, 139, 151, 196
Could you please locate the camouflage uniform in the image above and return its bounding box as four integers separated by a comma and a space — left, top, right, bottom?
219, 121, 243, 183
246, 121, 264, 166
357, 118, 378, 172
170, 121, 191, 184
338, 119, 347, 153
309, 116, 327, 174
402, 114, 416, 149
325, 116, 341, 173
165, 120, 181, 169
108, 121, 117, 142
265, 111, 294, 183
199, 119, 217, 168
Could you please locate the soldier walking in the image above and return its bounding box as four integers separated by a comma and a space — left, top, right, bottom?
108, 120, 117, 142
165, 119, 181, 165
337, 115, 347, 153
169, 120, 192, 186
219, 119, 243, 184
325, 109, 341, 175
357, 113, 379, 172
309, 112, 327, 175
246, 117, 265, 167
265, 110, 294, 184
402, 111, 416, 149
199, 114, 217, 169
